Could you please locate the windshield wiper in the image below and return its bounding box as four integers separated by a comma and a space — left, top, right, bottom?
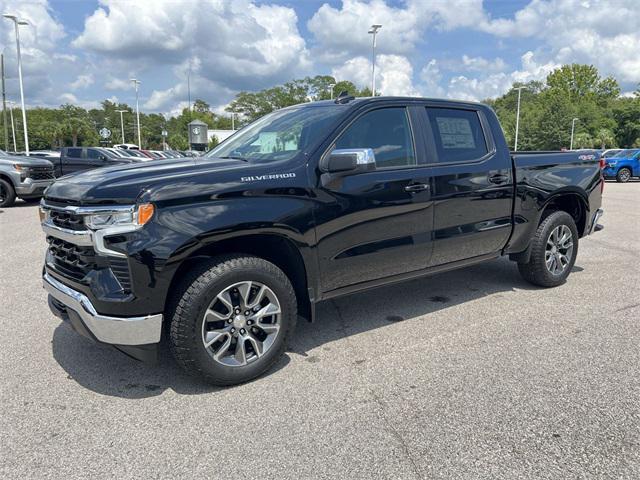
217, 155, 249, 162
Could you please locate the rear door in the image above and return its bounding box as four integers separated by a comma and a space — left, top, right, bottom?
60, 147, 85, 175
315, 105, 434, 294
422, 106, 513, 266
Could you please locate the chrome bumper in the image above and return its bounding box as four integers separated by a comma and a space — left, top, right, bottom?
43, 272, 162, 345
589, 208, 604, 234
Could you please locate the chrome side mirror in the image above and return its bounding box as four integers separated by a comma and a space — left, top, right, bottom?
323, 148, 376, 175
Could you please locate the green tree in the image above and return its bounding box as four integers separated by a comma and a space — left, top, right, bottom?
594, 128, 616, 149
546, 64, 620, 102
208, 135, 219, 150
573, 132, 593, 149
168, 133, 188, 150
60, 104, 94, 146
226, 76, 374, 123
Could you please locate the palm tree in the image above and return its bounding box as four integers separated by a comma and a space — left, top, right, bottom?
594, 129, 616, 149
574, 132, 593, 149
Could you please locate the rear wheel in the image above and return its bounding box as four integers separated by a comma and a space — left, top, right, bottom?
0, 178, 16, 208
616, 167, 631, 183
518, 211, 578, 287
169, 255, 297, 386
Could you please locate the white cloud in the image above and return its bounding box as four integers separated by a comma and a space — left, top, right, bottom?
419, 60, 445, 97
0, 0, 68, 106
460, 55, 506, 73
308, 0, 489, 62
332, 54, 419, 96
104, 77, 132, 91
479, 0, 640, 83
59, 92, 78, 104
332, 56, 371, 90
376, 55, 419, 96
70, 74, 94, 90
73, 0, 309, 98
446, 51, 559, 101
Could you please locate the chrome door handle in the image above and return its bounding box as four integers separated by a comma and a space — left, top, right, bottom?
404, 183, 430, 193
489, 174, 509, 184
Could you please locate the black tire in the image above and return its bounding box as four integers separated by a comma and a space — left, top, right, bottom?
518, 210, 579, 288
616, 167, 631, 183
0, 178, 16, 208
169, 255, 297, 386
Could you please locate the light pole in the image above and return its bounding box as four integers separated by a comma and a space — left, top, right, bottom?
187, 61, 192, 121
570, 117, 579, 150
130, 78, 142, 147
7, 100, 16, 152
3, 14, 29, 155
230, 112, 236, 131
368, 24, 382, 96
328, 83, 336, 100
115, 109, 127, 143
513, 86, 527, 151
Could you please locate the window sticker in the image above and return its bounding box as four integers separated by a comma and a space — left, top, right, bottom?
436, 117, 476, 149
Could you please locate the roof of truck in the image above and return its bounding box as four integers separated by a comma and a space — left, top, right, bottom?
290, 96, 487, 110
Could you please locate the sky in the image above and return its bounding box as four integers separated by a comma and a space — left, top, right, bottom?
0, 0, 638, 117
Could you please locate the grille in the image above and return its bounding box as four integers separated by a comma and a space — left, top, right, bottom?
28, 168, 55, 180
50, 210, 86, 231
48, 237, 96, 281
108, 257, 132, 292
47, 237, 132, 293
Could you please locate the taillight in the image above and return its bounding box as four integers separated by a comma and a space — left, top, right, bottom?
599, 157, 606, 169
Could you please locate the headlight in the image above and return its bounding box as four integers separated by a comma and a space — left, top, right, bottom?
13, 164, 28, 180
84, 203, 154, 230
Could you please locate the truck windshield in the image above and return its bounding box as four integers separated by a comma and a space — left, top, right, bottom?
205, 105, 344, 163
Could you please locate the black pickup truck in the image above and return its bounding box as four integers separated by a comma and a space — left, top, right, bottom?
39, 96, 604, 385
52, 146, 142, 177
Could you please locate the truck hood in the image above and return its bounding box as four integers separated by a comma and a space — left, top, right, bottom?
0, 154, 53, 168
44, 157, 254, 204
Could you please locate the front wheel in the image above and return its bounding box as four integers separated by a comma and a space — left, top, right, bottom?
169, 255, 297, 386
0, 178, 16, 208
616, 167, 632, 183
518, 211, 579, 288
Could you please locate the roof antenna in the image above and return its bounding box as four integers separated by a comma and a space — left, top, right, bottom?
334, 90, 355, 104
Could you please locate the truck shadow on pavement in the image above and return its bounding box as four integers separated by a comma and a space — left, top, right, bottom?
51, 257, 581, 399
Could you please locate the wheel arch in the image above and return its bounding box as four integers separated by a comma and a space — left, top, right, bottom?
539, 191, 588, 237
510, 190, 588, 264
164, 232, 314, 323
0, 172, 16, 186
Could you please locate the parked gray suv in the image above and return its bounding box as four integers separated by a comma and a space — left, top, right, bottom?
0, 150, 56, 207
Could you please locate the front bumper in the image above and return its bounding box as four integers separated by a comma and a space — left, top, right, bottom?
15, 178, 53, 197
43, 272, 163, 346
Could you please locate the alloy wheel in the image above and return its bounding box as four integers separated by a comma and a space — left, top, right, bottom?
619, 169, 631, 182
545, 224, 573, 275
201, 281, 281, 367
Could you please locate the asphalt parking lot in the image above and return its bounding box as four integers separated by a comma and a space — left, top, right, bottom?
1, 181, 639, 479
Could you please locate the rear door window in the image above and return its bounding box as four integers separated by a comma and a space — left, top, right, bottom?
426, 108, 488, 163
65, 148, 82, 159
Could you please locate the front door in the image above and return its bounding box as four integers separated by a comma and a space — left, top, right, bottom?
314, 106, 434, 294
